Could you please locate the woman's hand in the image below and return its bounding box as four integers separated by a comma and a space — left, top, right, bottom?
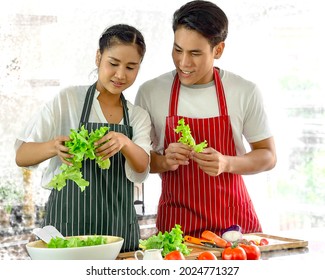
54, 135, 73, 165
191, 147, 227, 176
94, 131, 128, 160
94, 131, 149, 173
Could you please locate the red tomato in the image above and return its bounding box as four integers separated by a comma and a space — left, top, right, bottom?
259, 238, 269, 246
222, 245, 247, 260
239, 244, 261, 260
164, 250, 185, 260
197, 251, 217, 260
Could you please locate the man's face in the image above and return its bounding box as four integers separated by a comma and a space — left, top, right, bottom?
172, 26, 218, 85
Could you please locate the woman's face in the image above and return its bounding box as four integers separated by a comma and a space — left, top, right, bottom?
172, 26, 219, 85
96, 44, 141, 95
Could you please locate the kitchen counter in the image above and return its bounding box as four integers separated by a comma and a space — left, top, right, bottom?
117, 227, 324, 260
1, 227, 324, 260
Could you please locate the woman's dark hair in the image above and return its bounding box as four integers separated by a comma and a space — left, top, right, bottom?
172, 0, 228, 48
99, 24, 146, 61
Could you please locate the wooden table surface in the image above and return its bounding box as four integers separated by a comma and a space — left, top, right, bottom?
117, 231, 313, 260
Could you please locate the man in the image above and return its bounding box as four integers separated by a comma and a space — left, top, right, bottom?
135, 0, 276, 237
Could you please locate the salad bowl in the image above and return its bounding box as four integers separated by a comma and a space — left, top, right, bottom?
26, 235, 124, 260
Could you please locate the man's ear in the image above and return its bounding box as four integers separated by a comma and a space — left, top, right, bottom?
95, 50, 101, 66
214, 42, 225, 59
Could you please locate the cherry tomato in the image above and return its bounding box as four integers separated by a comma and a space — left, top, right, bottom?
221, 244, 247, 260
239, 244, 261, 260
259, 238, 269, 246
197, 251, 217, 260
225, 241, 233, 247
164, 250, 185, 260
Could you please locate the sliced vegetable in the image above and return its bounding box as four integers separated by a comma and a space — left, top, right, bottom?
174, 118, 208, 152
249, 240, 259, 246
201, 230, 228, 248
221, 224, 243, 242
259, 238, 269, 246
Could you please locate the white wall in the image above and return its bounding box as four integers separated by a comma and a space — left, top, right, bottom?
1, 0, 324, 231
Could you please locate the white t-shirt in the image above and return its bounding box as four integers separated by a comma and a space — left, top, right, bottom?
135, 69, 272, 156
15, 85, 152, 188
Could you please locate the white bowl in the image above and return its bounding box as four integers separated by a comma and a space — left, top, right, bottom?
26, 235, 124, 260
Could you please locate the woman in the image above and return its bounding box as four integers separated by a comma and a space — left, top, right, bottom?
15, 24, 151, 252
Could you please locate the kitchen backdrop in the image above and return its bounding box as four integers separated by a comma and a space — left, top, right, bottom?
1, 0, 324, 259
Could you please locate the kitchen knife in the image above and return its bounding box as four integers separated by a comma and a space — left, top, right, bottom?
184, 235, 219, 248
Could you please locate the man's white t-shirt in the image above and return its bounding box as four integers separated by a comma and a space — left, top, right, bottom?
135, 69, 272, 156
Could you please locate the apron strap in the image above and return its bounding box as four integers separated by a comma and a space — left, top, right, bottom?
168, 68, 228, 116
168, 73, 181, 116
120, 93, 130, 126
79, 83, 130, 126
80, 83, 96, 124
213, 68, 228, 116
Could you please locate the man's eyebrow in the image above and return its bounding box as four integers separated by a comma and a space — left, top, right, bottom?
173, 43, 202, 53
108, 56, 139, 65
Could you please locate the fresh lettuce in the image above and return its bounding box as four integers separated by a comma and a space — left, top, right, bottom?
47, 236, 107, 248
174, 118, 208, 152
48, 125, 110, 192
139, 224, 191, 257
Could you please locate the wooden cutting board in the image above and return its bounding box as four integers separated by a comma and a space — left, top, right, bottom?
117, 233, 308, 260
242, 233, 308, 252
186, 233, 308, 253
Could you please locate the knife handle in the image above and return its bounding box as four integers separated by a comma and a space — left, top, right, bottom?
184, 235, 215, 246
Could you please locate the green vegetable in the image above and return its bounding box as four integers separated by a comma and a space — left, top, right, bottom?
174, 118, 208, 152
47, 236, 107, 248
48, 125, 110, 192
139, 224, 191, 257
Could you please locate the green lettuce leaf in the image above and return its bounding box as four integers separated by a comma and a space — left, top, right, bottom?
47, 236, 107, 248
139, 224, 191, 257
48, 125, 110, 192
174, 118, 208, 153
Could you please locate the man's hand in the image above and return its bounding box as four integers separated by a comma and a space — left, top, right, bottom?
164, 142, 192, 171
191, 147, 227, 176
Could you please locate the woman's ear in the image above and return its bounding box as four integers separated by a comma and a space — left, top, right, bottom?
95, 49, 101, 67
214, 42, 225, 59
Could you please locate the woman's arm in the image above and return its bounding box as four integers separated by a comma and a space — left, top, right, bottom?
15, 136, 71, 167
120, 138, 149, 173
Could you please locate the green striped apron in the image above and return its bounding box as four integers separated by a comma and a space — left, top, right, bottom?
44, 83, 140, 252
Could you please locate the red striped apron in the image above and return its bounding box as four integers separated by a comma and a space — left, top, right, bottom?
156, 68, 262, 237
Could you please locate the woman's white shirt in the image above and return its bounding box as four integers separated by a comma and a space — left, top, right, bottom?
14, 85, 152, 188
